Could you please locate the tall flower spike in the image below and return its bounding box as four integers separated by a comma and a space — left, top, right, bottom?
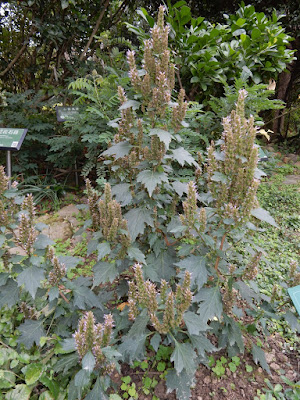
0, 166, 9, 195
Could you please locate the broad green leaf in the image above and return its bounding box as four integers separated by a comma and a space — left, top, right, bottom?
150, 333, 161, 352
0, 234, 6, 247
97, 242, 111, 260
68, 378, 82, 400
0, 272, 9, 286
118, 334, 147, 363
251, 27, 261, 40
190, 334, 216, 357
48, 286, 59, 302
166, 368, 194, 400
24, 363, 43, 385
119, 100, 140, 110
171, 181, 187, 197
183, 311, 208, 335
197, 287, 223, 324
0, 279, 19, 308
71, 281, 103, 310
170, 147, 197, 166
17, 319, 46, 349
127, 246, 146, 263
57, 256, 81, 271
149, 129, 173, 149
61, 338, 76, 352
5, 384, 32, 400
102, 141, 132, 159
61, 0, 69, 9
85, 377, 108, 400
111, 183, 132, 206
34, 234, 55, 250
16, 266, 44, 299
93, 261, 118, 285
82, 351, 95, 374
175, 255, 207, 289
74, 369, 90, 387
53, 353, 78, 374
283, 311, 300, 333
211, 172, 228, 183
171, 342, 197, 375
124, 208, 153, 241
251, 343, 271, 374
40, 375, 60, 399
0, 370, 16, 389
137, 170, 168, 197
146, 251, 176, 282
128, 309, 149, 336
39, 390, 54, 400
251, 208, 278, 227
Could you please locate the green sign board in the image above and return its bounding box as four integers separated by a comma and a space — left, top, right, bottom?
288, 285, 300, 316
0, 128, 28, 151
56, 106, 80, 122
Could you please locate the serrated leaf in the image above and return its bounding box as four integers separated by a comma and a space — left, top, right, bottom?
128, 309, 149, 336
124, 208, 153, 242
183, 311, 208, 335
102, 141, 132, 159
119, 100, 140, 110
146, 251, 176, 282
18, 320, 46, 349
171, 147, 197, 166
171, 342, 197, 375
48, 286, 59, 302
85, 377, 108, 400
283, 311, 300, 333
57, 256, 81, 271
251, 343, 271, 374
175, 255, 207, 289
149, 129, 173, 149
97, 242, 111, 260
68, 378, 82, 400
150, 333, 161, 352
0, 370, 16, 389
197, 287, 223, 323
74, 369, 90, 387
72, 283, 103, 310
34, 234, 55, 250
93, 261, 118, 285
5, 384, 32, 400
53, 353, 78, 374
171, 181, 188, 197
0, 279, 19, 308
24, 362, 43, 385
61, 338, 76, 352
16, 265, 44, 299
251, 208, 278, 228
118, 334, 147, 363
127, 246, 145, 263
82, 351, 95, 373
190, 334, 216, 357
166, 368, 194, 400
137, 170, 168, 197
111, 183, 132, 206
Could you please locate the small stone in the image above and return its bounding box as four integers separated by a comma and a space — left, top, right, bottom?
265, 352, 275, 363
204, 376, 211, 385
270, 362, 280, 371
277, 353, 288, 363
197, 397, 203, 400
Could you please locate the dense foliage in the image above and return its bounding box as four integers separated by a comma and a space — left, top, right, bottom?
0, 8, 299, 400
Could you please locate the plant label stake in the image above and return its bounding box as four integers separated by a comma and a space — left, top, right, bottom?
0, 128, 28, 188
287, 285, 300, 316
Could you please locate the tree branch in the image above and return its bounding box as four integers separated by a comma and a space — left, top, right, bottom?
0, 26, 36, 77
79, 0, 110, 61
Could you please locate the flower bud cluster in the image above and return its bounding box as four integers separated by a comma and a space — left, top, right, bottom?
74, 311, 115, 373
243, 252, 262, 281
289, 260, 300, 286
86, 178, 100, 229
128, 263, 192, 334
20, 302, 37, 320
16, 202, 37, 256
180, 181, 206, 233
207, 90, 259, 224
0, 166, 8, 195
85, 181, 131, 252
47, 254, 66, 287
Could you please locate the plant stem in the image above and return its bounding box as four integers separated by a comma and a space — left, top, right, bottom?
214, 233, 227, 274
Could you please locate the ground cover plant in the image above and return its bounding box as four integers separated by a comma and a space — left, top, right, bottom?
0, 6, 299, 400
